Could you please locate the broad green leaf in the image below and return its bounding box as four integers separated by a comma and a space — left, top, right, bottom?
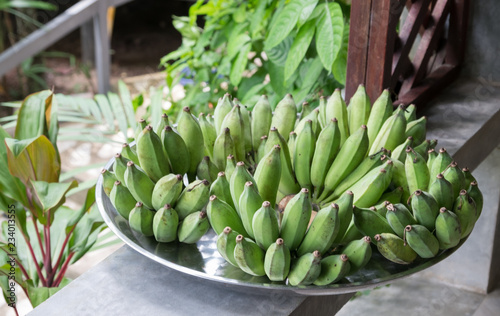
227, 33, 251, 60
69, 204, 105, 255
0, 127, 29, 205
316, 8, 335, 72
117, 81, 137, 131
27, 286, 50, 307
236, 69, 267, 102
266, 34, 293, 66
108, 92, 129, 140
333, 23, 349, 85
284, 19, 316, 81
233, 3, 246, 23
328, 2, 345, 70
250, 0, 268, 37
149, 86, 164, 129
67, 186, 96, 229
229, 42, 252, 86
94, 94, 115, 131
264, 0, 304, 50
293, 57, 324, 104
297, 0, 319, 27
0, 275, 16, 307
14, 90, 52, 140
30, 180, 78, 214
267, 61, 288, 100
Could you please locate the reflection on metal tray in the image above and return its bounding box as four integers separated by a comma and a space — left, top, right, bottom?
96, 157, 464, 296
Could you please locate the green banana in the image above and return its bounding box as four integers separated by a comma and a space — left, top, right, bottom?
196, 156, 218, 182
101, 168, 117, 197
251, 95, 272, 152
175, 179, 211, 220
405, 147, 430, 193
348, 161, 394, 208
325, 89, 349, 146
462, 167, 477, 187
353, 206, 394, 241
318, 96, 327, 129
376, 186, 404, 205
391, 159, 410, 203
264, 238, 291, 281
404, 116, 427, 145
134, 118, 147, 141
217, 227, 239, 267
294, 108, 320, 139
310, 118, 341, 196
161, 125, 190, 175
256, 135, 268, 164
234, 234, 266, 276
443, 161, 466, 200
366, 89, 393, 149
152, 204, 179, 243
214, 93, 233, 135
287, 131, 297, 166
210, 171, 235, 209
177, 210, 210, 244
404, 224, 439, 258
297, 203, 339, 256
429, 148, 453, 182
236, 100, 253, 155
136, 125, 170, 182
299, 101, 313, 121
254, 144, 281, 205
220, 104, 245, 162
428, 173, 454, 210
374, 233, 417, 264
121, 143, 140, 165
177, 107, 205, 180
213, 127, 235, 171
373, 201, 391, 217
347, 84, 371, 135
338, 218, 364, 245
313, 254, 350, 285
225, 154, 236, 180
391, 137, 413, 163
109, 180, 137, 219
207, 195, 248, 237
198, 113, 217, 159
113, 153, 129, 184
123, 161, 155, 209
413, 139, 436, 161
409, 189, 439, 231
403, 104, 417, 122
453, 189, 477, 238
252, 201, 280, 250
385, 202, 417, 238
331, 190, 354, 245
155, 113, 170, 135
152, 174, 183, 211
369, 105, 407, 155
128, 202, 155, 237
287, 251, 322, 286
341, 236, 372, 273
427, 148, 438, 170
435, 207, 461, 249
238, 181, 263, 239
270, 94, 297, 142
293, 120, 316, 191
280, 188, 312, 250
468, 181, 483, 219
230, 161, 256, 213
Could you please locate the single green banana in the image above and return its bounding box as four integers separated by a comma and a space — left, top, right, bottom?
234, 234, 266, 276
435, 207, 461, 249
403, 104, 417, 122
338, 218, 364, 245
252, 201, 280, 250
213, 127, 236, 171
225, 154, 237, 180
391, 159, 410, 203
331, 191, 354, 245
230, 161, 256, 213
341, 236, 372, 273
280, 188, 312, 251
214, 93, 233, 135
453, 189, 477, 238
299, 101, 313, 121
405, 147, 430, 193
198, 113, 217, 159
429, 148, 453, 182
310, 118, 341, 196
101, 168, 117, 197
287, 251, 322, 286
391, 137, 413, 163
128, 202, 155, 236
353, 206, 394, 242
177, 107, 205, 180
161, 125, 190, 175
443, 161, 466, 200
217, 227, 239, 267
152, 204, 179, 243
427, 148, 438, 171
366, 89, 393, 149
253, 144, 281, 206
270, 94, 297, 142
124, 161, 155, 209
404, 224, 439, 258
413, 139, 435, 161
318, 96, 327, 129
374, 233, 417, 264
210, 171, 235, 209
238, 181, 263, 239
347, 84, 371, 135
348, 161, 394, 208
207, 195, 248, 237
462, 167, 477, 187
369, 105, 407, 155
136, 125, 170, 182
196, 156, 218, 183
175, 179, 211, 220
313, 254, 350, 285
293, 120, 316, 191
409, 189, 439, 231
134, 118, 147, 141
152, 174, 183, 211
236, 100, 253, 155
256, 135, 268, 165
251, 95, 272, 152
177, 210, 210, 244
220, 104, 245, 162
155, 113, 170, 135
121, 143, 140, 165
264, 238, 291, 281
373, 200, 391, 217
297, 203, 339, 256
404, 116, 427, 144
109, 180, 137, 219
294, 108, 320, 139
287, 131, 297, 166
113, 153, 129, 184
468, 181, 483, 219
428, 173, 454, 210
325, 89, 349, 146
385, 203, 417, 238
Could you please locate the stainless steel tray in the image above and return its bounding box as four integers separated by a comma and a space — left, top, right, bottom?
96, 157, 463, 295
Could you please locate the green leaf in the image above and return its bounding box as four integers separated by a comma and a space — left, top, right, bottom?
333, 23, 349, 85
0, 127, 29, 205
30, 180, 78, 224
66, 179, 96, 197
227, 33, 251, 60
69, 204, 105, 259
266, 34, 293, 66
328, 2, 344, 69
2, 0, 57, 10
267, 61, 287, 99
264, 0, 304, 50
229, 42, 252, 87
94, 94, 115, 130
14, 90, 52, 141
27, 286, 50, 307
316, 7, 335, 72
297, 0, 319, 27
233, 3, 247, 23
149, 86, 164, 129
108, 92, 129, 141
67, 186, 96, 229
284, 19, 316, 81
250, 0, 268, 38
117, 81, 137, 131
293, 57, 324, 104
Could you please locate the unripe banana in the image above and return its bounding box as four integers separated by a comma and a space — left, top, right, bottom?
175, 179, 210, 220
264, 238, 291, 281
391, 137, 413, 163
391, 159, 410, 203
238, 181, 263, 239
234, 234, 266, 276
128, 202, 155, 236
152, 174, 183, 211
152, 204, 179, 243
427, 148, 438, 170
468, 181, 483, 219
310, 118, 341, 196
225, 154, 236, 180
299, 101, 313, 121
325, 89, 349, 146
293, 120, 316, 191
214, 93, 233, 135
297, 203, 339, 256
405, 147, 430, 193
409, 189, 439, 231
453, 189, 477, 238
235, 100, 253, 155
109, 180, 137, 219
443, 161, 466, 200
331, 191, 354, 245
124, 161, 155, 209
217, 227, 239, 267
376, 186, 404, 205
230, 161, 256, 213
101, 168, 117, 197
254, 144, 281, 205
413, 139, 436, 161
134, 118, 147, 141
435, 207, 461, 249
256, 135, 268, 164
177, 107, 205, 180
177, 210, 210, 244
404, 116, 427, 145
404, 224, 439, 258
287, 131, 297, 166
429, 173, 454, 210
207, 195, 248, 237
338, 218, 364, 245
366, 89, 393, 148
252, 201, 280, 250
353, 206, 394, 242
113, 153, 129, 184
403, 104, 417, 122
313, 254, 350, 286
154, 113, 170, 135
429, 148, 453, 182
369, 105, 407, 155
318, 96, 327, 129
206, 113, 214, 126
251, 95, 272, 151
121, 143, 140, 166
196, 156, 218, 182
198, 113, 217, 159
270, 94, 297, 142
160, 125, 190, 175
213, 127, 235, 171
374, 233, 417, 264
385, 203, 417, 238
294, 108, 320, 139
462, 167, 477, 188
373, 200, 391, 217
137, 125, 170, 182
347, 84, 371, 135
280, 188, 312, 250
287, 250, 322, 286
210, 171, 235, 209
341, 236, 372, 273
